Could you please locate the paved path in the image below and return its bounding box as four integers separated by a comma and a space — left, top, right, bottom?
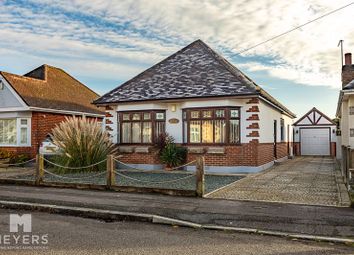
207, 157, 348, 206
0, 209, 352, 255
0, 184, 353, 238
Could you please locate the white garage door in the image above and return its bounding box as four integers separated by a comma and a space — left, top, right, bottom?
300, 128, 330, 156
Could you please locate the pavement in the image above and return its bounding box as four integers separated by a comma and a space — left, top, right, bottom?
0, 184, 353, 241
0, 209, 353, 254
207, 156, 351, 207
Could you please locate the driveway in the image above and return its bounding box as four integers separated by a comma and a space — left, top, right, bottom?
207, 157, 349, 206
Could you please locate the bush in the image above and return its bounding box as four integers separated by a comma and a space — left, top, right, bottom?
9, 154, 30, 165
0, 149, 14, 160
159, 135, 187, 168
51, 117, 116, 173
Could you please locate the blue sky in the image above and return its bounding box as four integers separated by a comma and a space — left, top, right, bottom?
1, 0, 353, 118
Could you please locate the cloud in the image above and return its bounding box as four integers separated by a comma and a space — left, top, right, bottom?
0, 0, 353, 89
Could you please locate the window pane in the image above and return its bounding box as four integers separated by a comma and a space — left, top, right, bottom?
132, 113, 140, 120
20, 119, 28, 125
156, 112, 165, 120
190, 120, 201, 143
202, 110, 212, 118
215, 109, 225, 118
132, 122, 141, 143
230, 109, 239, 118
214, 120, 226, 143
122, 123, 131, 143
122, 114, 130, 121
0, 119, 17, 145
191, 111, 199, 119
202, 120, 213, 143
230, 119, 240, 143
155, 122, 165, 140
143, 113, 151, 120
20, 127, 28, 144
142, 122, 152, 143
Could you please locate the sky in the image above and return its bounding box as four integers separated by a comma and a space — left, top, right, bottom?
0, 0, 353, 119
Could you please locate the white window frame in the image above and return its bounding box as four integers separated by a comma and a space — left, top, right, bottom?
0, 118, 31, 147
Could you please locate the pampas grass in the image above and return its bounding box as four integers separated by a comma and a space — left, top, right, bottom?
51, 117, 116, 173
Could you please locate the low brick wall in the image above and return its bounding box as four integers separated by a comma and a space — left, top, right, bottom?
118, 140, 289, 168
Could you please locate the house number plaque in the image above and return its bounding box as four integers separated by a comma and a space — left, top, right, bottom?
168, 118, 179, 124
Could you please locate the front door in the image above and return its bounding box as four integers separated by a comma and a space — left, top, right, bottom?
273, 120, 277, 159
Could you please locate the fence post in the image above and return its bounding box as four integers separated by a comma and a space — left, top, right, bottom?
196, 156, 205, 197
106, 155, 115, 189
35, 154, 44, 185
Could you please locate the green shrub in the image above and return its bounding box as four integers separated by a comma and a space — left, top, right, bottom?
51, 117, 116, 173
9, 154, 30, 165
159, 135, 187, 168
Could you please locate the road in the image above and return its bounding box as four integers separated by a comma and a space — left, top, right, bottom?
0, 209, 352, 255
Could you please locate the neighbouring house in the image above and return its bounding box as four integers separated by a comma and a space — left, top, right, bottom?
336, 52, 354, 185
293, 107, 336, 157
94, 40, 296, 173
0, 64, 104, 157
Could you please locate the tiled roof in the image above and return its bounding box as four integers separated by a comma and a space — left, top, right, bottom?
94, 40, 295, 117
1, 65, 104, 115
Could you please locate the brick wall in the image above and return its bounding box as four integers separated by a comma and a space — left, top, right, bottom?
118, 140, 288, 168
119, 149, 161, 164
342, 65, 354, 87
1, 112, 102, 157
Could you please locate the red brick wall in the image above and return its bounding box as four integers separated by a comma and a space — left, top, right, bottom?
119, 149, 160, 164
118, 140, 288, 168
276, 142, 288, 159
331, 142, 336, 157
1, 112, 102, 157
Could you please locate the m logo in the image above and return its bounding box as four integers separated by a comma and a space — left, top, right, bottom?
9, 214, 32, 233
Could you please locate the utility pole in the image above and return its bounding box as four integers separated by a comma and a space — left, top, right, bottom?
338, 40, 344, 67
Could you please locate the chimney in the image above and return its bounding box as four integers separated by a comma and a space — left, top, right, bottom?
342, 52, 354, 88
345, 53, 352, 65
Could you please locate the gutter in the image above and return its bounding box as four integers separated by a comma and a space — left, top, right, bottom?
336, 89, 354, 117
29, 107, 105, 118
94, 93, 296, 118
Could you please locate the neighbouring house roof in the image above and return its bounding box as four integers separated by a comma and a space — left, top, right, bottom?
343, 79, 354, 90
94, 40, 296, 118
336, 79, 354, 117
0, 65, 104, 116
293, 107, 335, 126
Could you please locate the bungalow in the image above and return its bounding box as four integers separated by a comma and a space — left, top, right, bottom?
94, 40, 296, 173
0, 64, 104, 157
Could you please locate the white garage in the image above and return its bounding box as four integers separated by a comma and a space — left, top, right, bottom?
293, 107, 336, 157
300, 128, 330, 155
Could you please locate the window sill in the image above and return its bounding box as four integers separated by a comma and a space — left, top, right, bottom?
118, 146, 134, 153
0, 144, 31, 147
187, 147, 205, 154
135, 146, 151, 153
206, 147, 225, 154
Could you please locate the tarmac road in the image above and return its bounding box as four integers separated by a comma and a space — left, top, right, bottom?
0, 209, 352, 255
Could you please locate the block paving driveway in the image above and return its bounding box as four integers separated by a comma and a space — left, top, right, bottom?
207, 157, 343, 206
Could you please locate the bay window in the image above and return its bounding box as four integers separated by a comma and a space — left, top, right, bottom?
183, 108, 240, 144
0, 118, 31, 146
119, 111, 165, 144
